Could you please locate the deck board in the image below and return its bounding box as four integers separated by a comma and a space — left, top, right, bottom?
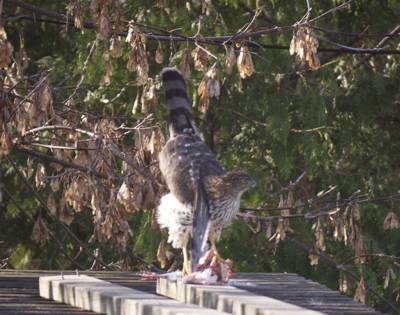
0, 270, 385, 315
0, 270, 157, 315
157, 273, 384, 315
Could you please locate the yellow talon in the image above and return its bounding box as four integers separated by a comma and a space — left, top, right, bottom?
182, 247, 191, 275
211, 241, 221, 262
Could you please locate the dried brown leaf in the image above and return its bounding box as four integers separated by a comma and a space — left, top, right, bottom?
117, 182, 132, 207
132, 92, 140, 115
141, 79, 158, 113
383, 211, 399, 230
35, 163, 46, 188
197, 63, 220, 113
0, 25, 13, 69
125, 21, 148, 84
50, 178, 60, 192
59, 196, 74, 225
354, 277, 366, 303
15, 48, 29, 77
34, 77, 53, 114
201, 0, 213, 16
131, 184, 144, 211
224, 44, 236, 75
47, 193, 57, 216
179, 49, 192, 80
68, 1, 84, 30
191, 46, 208, 71
290, 26, 320, 70
155, 42, 164, 64
265, 222, 273, 239
100, 52, 113, 86
64, 178, 90, 213
98, 6, 111, 40
114, 8, 124, 33
32, 216, 49, 244
117, 181, 144, 212
147, 130, 163, 158
308, 249, 319, 266
27, 157, 34, 178
384, 267, 396, 289
354, 233, 368, 265
110, 36, 123, 58
237, 45, 254, 79
142, 181, 156, 210
314, 219, 326, 251
339, 274, 348, 293
90, 0, 101, 20
126, 51, 136, 72
333, 215, 346, 243
0, 129, 13, 159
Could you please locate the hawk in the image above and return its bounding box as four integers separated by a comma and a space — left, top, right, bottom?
157, 68, 255, 274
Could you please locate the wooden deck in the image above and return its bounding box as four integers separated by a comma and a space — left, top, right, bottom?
39, 274, 228, 315
0, 270, 384, 315
158, 273, 383, 315
0, 270, 156, 315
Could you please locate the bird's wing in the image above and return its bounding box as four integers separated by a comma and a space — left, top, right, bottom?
190, 166, 211, 270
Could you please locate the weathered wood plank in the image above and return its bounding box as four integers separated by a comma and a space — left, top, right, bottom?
157, 277, 324, 315
39, 274, 229, 315
0, 270, 385, 315
157, 274, 384, 315
0, 270, 155, 315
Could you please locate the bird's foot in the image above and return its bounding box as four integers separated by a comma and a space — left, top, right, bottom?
184, 249, 234, 284
182, 259, 191, 276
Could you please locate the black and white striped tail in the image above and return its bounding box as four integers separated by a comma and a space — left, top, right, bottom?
161, 67, 198, 137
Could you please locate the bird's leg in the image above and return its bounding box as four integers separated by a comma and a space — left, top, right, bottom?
182, 246, 191, 275
210, 239, 221, 262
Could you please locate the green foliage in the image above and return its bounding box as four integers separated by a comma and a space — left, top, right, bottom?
10, 244, 33, 270
1, 0, 400, 313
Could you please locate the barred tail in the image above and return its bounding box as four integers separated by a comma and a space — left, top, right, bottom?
161, 67, 197, 136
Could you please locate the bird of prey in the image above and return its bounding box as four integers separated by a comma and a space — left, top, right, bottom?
157, 67, 255, 274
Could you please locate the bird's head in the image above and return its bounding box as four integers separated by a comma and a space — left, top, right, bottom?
222, 170, 256, 194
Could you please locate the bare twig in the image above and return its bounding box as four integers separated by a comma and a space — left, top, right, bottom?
194, 42, 218, 60
242, 192, 400, 214
219, 108, 267, 127
238, 204, 340, 222
5, 71, 51, 127
14, 145, 119, 182
7, 1, 400, 55
63, 39, 98, 103
340, 253, 400, 266
223, 7, 262, 45
287, 237, 400, 314
291, 126, 334, 133
309, 0, 353, 23
5, 155, 115, 270
2, 185, 85, 269
25, 142, 92, 150
24, 125, 96, 137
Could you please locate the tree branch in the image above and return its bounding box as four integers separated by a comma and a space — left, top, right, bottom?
24, 125, 96, 137
14, 145, 120, 182
5, 155, 115, 270
6, 1, 400, 55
